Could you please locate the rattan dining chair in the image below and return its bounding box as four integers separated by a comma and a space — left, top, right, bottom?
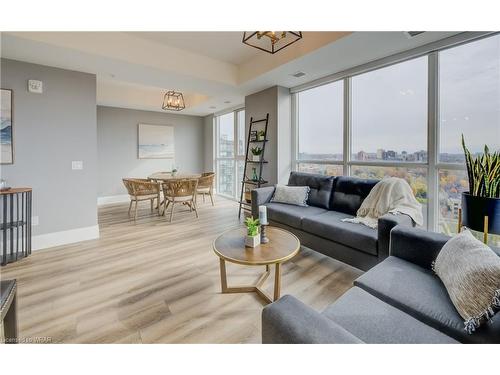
122, 178, 161, 220
161, 179, 199, 222
196, 172, 215, 206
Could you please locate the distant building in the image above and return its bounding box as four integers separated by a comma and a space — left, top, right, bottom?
448, 198, 461, 219
376, 148, 385, 159
414, 150, 427, 162
219, 134, 234, 158
357, 151, 368, 160
386, 150, 396, 160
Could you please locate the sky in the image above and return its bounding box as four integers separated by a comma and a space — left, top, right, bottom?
298, 34, 500, 156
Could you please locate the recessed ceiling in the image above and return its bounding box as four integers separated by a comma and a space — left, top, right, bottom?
128, 32, 262, 65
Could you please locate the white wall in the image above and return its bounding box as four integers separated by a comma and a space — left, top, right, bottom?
276, 86, 292, 185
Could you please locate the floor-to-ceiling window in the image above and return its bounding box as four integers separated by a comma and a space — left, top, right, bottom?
437, 35, 500, 237
215, 108, 245, 199
350, 56, 429, 226
292, 33, 499, 245
296, 81, 344, 176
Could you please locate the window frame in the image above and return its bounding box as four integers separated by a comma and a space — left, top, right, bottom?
291, 32, 499, 233
214, 107, 245, 200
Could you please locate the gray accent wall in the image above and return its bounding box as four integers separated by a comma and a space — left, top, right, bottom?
97, 106, 205, 197
245, 87, 278, 185
245, 86, 291, 185
0, 58, 98, 236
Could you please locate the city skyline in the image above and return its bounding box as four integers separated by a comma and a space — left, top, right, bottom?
297, 35, 499, 156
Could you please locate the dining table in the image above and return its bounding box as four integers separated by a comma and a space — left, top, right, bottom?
148, 172, 203, 215
148, 172, 202, 181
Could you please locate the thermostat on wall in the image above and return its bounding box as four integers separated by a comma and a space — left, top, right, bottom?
28, 80, 43, 94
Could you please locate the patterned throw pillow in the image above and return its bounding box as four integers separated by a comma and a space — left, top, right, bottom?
432, 230, 500, 334
271, 185, 310, 207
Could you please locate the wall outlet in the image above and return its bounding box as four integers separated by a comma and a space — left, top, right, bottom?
28, 79, 43, 94
32, 216, 39, 226
72, 161, 83, 170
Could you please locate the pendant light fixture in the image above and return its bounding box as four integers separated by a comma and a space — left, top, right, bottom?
242, 32, 302, 54
162, 90, 185, 111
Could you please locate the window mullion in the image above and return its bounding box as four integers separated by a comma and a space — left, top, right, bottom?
427, 52, 439, 232
291, 93, 298, 172
343, 77, 351, 176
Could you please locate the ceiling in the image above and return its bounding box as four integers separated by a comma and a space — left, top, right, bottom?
128, 32, 262, 65
0, 31, 463, 116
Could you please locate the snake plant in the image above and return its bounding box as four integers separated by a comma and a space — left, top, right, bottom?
462, 134, 500, 198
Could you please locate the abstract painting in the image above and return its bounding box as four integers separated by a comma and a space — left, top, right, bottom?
0, 89, 13, 164
138, 124, 175, 159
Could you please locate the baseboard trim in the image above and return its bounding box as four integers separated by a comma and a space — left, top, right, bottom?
97, 194, 129, 206
32, 225, 100, 251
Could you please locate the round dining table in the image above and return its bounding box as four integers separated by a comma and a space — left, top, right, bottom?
148, 172, 202, 181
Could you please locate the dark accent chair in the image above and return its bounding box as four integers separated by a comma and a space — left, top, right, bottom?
252, 172, 416, 270
262, 226, 500, 344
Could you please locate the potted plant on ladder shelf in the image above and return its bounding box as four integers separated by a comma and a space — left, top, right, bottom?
257, 130, 266, 141
460, 135, 500, 242
251, 146, 263, 162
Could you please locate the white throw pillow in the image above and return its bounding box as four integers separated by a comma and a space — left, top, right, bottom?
271, 185, 310, 207
432, 230, 500, 334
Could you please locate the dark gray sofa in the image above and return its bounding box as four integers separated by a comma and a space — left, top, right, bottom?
252, 172, 415, 270
262, 226, 500, 344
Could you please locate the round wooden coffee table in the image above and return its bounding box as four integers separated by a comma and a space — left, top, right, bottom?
213, 226, 300, 304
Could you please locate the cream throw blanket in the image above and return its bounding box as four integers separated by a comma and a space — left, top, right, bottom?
342, 177, 423, 229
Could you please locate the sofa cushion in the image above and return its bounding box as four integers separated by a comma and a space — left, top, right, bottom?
330, 176, 378, 215
432, 229, 500, 333
302, 211, 378, 256
288, 172, 335, 209
271, 185, 310, 207
265, 202, 327, 230
262, 294, 363, 344
354, 256, 500, 343
323, 287, 458, 344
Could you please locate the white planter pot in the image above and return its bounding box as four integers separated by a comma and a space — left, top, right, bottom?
245, 234, 260, 248
252, 155, 261, 162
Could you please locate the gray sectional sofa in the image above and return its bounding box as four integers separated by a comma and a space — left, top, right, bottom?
252, 172, 416, 270
262, 226, 500, 344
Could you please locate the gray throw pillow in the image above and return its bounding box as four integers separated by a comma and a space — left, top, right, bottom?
271, 185, 310, 207
432, 230, 500, 334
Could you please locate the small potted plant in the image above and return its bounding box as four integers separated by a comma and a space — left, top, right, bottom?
172, 167, 178, 177
244, 217, 260, 248
460, 135, 500, 237
251, 146, 263, 162
257, 130, 266, 141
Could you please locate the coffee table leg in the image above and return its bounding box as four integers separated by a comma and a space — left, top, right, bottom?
273, 263, 281, 301
219, 258, 228, 292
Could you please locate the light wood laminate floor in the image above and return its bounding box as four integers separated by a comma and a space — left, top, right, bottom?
1, 197, 362, 343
